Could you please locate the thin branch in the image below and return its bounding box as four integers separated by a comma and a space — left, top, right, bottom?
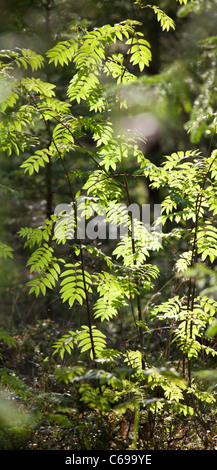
30, 96, 102, 394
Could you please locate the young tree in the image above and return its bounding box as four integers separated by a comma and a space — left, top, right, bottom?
0, 0, 217, 450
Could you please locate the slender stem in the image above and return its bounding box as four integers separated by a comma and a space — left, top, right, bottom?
53, 147, 98, 368
117, 26, 146, 368
31, 97, 102, 392
44, 0, 53, 219
120, 145, 145, 368
132, 403, 140, 450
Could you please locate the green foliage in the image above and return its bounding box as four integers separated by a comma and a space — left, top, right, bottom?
93, 271, 128, 321
18, 218, 54, 248
0, 242, 13, 259
148, 6, 175, 32
77, 325, 107, 359
0, 0, 216, 451
113, 221, 161, 267
46, 39, 79, 67
59, 262, 92, 307
0, 48, 44, 72
20, 149, 51, 175
25, 244, 64, 297
126, 36, 152, 72
176, 0, 192, 4
53, 325, 107, 360
21, 77, 56, 98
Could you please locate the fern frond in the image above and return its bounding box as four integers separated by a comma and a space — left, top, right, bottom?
196, 222, 217, 263
25, 244, 64, 296
91, 120, 114, 147
14, 48, 44, 71
53, 207, 75, 244
126, 36, 152, 72
82, 169, 122, 203
124, 350, 143, 370
0, 48, 44, 72
20, 148, 51, 175
73, 22, 133, 70
18, 218, 54, 248
134, 264, 160, 291
0, 110, 34, 156
149, 6, 175, 31
152, 296, 182, 320
21, 77, 56, 98
67, 70, 100, 104
113, 221, 161, 267
26, 244, 54, 274
36, 97, 71, 122
59, 262, 92, 307
51, 119, 78, 150
77, 325, 107, 359
46, 39, 79, 66
52, 330, 78, 359
93, 271, 126, 321
0, 75, 19, 111
27, 261, 62, 297
104, 53, 137, 84
175, 251, 192, 273
93, 297, 119, 321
